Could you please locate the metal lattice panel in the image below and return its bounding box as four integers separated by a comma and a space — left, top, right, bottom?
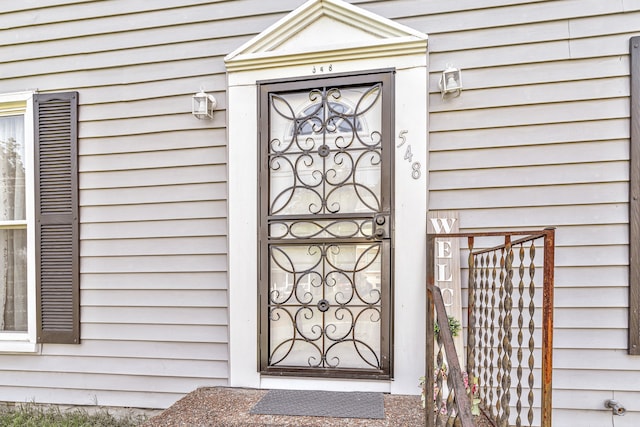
426, 230, 555, 427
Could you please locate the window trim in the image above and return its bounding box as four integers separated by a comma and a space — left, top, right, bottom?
0, 91, 38, 352
630, 36, 640, 355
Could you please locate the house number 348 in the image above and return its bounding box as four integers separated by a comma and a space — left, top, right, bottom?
312, 64, 333, 73
397, 130, 421, 179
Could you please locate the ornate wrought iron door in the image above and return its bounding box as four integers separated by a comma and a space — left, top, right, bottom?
258, 71, 394, 378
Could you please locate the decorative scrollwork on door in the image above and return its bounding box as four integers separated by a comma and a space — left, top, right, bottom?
259, 71, 394, 378
269, 243, 382, 370
268, 84, 383, 216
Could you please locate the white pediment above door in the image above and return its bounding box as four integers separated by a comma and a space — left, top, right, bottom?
224, 0, 428, 72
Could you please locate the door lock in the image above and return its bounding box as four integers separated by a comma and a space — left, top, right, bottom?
370, 214, 390, 240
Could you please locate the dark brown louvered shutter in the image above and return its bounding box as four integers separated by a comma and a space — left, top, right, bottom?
34, 92, 79, 344
631, 36, 640, 354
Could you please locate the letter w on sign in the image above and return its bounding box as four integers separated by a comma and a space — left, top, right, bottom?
429, 217, 457, 234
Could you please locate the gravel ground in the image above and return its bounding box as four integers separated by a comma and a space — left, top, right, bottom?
144, 387, 494, 427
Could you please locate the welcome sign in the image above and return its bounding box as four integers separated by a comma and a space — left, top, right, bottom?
427, 211, 464, 367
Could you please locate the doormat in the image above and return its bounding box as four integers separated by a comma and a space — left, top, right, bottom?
249, 389, 385, 419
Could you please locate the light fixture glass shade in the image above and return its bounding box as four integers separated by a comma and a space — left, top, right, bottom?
438, 66, 463, 99
192, 90, 217, 119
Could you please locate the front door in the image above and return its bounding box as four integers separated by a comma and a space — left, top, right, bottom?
258, 71, 394, 379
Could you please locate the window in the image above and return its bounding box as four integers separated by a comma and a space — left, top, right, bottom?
293, 101, 364, 136
0, 91, 79, 351
631, 36, 640, 355
0, 93, 34, 350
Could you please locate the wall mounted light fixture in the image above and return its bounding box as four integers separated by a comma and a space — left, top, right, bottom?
192, 90, 217, 119
439, 65, 463, 99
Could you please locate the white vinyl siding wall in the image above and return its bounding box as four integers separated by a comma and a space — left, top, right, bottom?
355, 0, 640, 425
0, 0, 271, 409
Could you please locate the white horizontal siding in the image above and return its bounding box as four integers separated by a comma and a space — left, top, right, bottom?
80, 254, 228, 273
429, 76, 629, 112
429, 56, 630, 93
79, 129, 226, 155
554, 286, 627, 307
457, 204, 627, 229
79, 146, 226, 171
80, 183, 227, 205
431, 98, 628, 131
554, 266, 628, 287
81, 236, 227, 256
0, 356, 228, 379
550, 409, 616, 427
554, 308, 627, 328
82, 306, 228, 325
430, 183, 627, 209
0, 40, 241, 81
80, 165, 227, 189
430, 161, 628, 190
428, 20, 569, 53
81, 324, 228, 342
81, 201, 227, 222
431, 40, 571, 71
2, 17, 273, 64
360, 0, 550, 18
554, 224, 629, 246
554, 349, 640, 371
556, 245, 628, 268
1, 0, 222, 30
3, 57, 229, 92
0, 371, 225, 394
554, 369, 640, 391
79, 95, 225, 122
431, 123, 629, 151
42, 340, 228, 360
81, 272, 228, 290
81, 219, 227, 239
0, 0, 297, 44
78, 75, 228, 105
395, 0, 623, 34
430, 140, 628, 169
81, 289, 228, 307
570, 8, 640, 37
79, 112, 227, 138
0, 0, 97, 14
